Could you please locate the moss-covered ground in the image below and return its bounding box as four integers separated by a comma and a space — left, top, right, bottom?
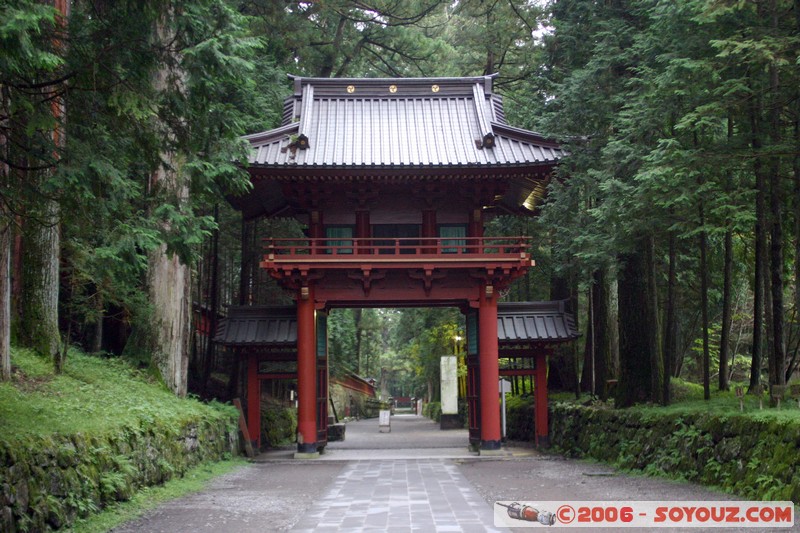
69, 457, 246, 533
521, 379, 800, 504
0, 347, 237, 438
0, 346, 240, 532
550, 378, 800, 422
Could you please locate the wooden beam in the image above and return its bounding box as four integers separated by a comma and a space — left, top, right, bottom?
232, 398, 255, 458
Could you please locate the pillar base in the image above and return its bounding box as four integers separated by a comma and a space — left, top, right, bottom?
480, 439, 502, 451
440, 414, 461, 430
297, 442, 318, 454
479, 449, 507, 456
295, 442, 320, 459
293, 451, 320, 459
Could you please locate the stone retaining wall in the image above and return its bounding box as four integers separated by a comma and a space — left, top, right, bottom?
0, 416, 238, 532
547, 402, 800, 502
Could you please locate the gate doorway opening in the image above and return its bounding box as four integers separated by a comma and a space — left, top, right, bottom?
215, 302, 577, 456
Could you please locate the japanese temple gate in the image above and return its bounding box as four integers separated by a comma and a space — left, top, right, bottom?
217, 74, 576, 457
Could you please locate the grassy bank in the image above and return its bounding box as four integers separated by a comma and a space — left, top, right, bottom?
0, 347, 236, 438
0, 347, 239, 532
70, 457, 246, 533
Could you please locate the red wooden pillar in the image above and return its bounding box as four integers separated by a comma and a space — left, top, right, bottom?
469, 208, 483, 253
355, 210, 370, 254
468, 208, 483, 238
296, 285, 318, 456
247, 353, 260, 450
478, 287, 501, 451
309, 210, 323, 254
535, 351, 549, 446
422, 209, 436, 253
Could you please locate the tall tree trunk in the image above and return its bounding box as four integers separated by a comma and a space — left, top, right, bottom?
699, 200, 711, 401
18, 0, 69, 370
592, 268, 612, 401
793, 45, 800, 383
0, 84, 10, 381
91, 291, 103, 353
549, 270, 579, 396
580, 284, 594, 393
607, 272, 620, 380
20, 200, 61, 365
617, 235, 661, 406
239, 217, 252, 305
767, 7, 785, 387
0, 218, 8, 381
719, 228, 733, 391
645, 234, 664, 404
719, 117, 735, 392
663, 228, 678, 403
148, 239, 191, 395
147, 10, 191, 396
764, 243, 775, 386
750, 96, 766, 393
201, 205, 221, 392
354, 308, 363, 374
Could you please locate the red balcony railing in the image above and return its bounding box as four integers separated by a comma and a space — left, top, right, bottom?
262, 236, 531, 263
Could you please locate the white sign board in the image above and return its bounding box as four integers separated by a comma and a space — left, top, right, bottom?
440, 356, 459, 415
379, 409, 391, 432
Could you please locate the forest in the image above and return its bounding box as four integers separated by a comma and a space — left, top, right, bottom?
2, 0, 799, 406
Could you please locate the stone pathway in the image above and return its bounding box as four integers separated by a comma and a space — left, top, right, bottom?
113, 415, 798, 533
290, 459, 502, 533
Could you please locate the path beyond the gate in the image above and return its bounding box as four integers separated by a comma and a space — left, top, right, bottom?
111, 415, 782, 533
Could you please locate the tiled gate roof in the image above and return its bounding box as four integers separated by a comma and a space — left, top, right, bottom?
497, 301, 579, 344
245, 75, 564, 169
215, 301, 578, 347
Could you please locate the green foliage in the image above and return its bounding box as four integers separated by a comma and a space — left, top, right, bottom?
242, 0, 457, 78
549, 401, 800, 502
0, 344, 239, 532
669, 378, 706, 402
391, 308, 464, 400
261, 400, 297, 448
505, 395, 536, 441
0, 346, 236, 437
70, 459, 245, 533
423, 401, 442, 422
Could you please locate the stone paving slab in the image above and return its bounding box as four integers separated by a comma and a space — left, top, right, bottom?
290, 459, 507, 533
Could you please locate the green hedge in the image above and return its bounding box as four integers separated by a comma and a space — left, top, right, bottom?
547, 402, 800, 502
505, 395, 536, 441
422, 401, 469, 428
0, 416, 238, 532
423, 401, 442, 421
261, 402, 297, 448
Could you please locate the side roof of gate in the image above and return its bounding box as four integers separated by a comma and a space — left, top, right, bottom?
214, 301, 578, 347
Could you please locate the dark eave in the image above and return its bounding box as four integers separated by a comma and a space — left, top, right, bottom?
497, 300, 579, 344
215, 301, 577, 348
214, 306, 297, 346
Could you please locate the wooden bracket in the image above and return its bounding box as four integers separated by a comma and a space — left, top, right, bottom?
408, 266, 446, 295
347, 266, 386, 295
